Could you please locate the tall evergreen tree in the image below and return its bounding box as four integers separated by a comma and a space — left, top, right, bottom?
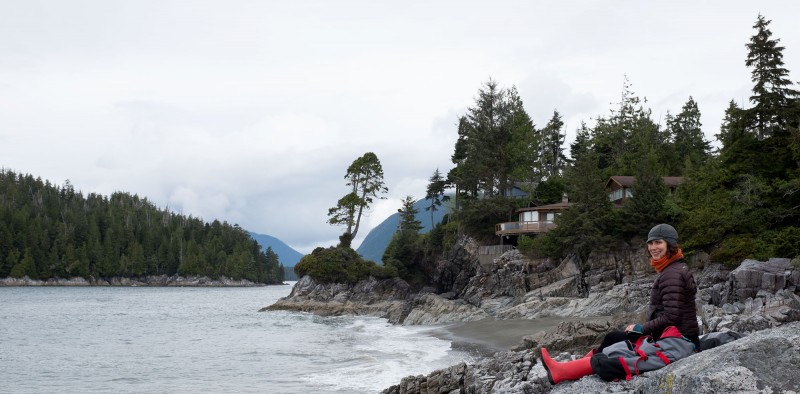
383, 196, 423, 280
397, 196, 423, 233
548, 148, 615, 295
667, 97, 711, 175
593, 76, 663, 176
424, 169, 450, 228
569, 121, 592, 164
745, 14, 800, 140
506, 88, 541, 189
716, 100, 758, 177
450, 80, 538, 198
539, 110, 568, 180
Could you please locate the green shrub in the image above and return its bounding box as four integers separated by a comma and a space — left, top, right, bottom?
294, 246, 391, 284
459, 197, 519, 243
517, 233, 563, 259
764, 226, 800, 259
711, 235, 758, 267
516, 235, 536, 257
440, 221, 459, 254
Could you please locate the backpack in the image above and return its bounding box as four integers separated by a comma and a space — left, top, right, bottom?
590, 326, 696, 381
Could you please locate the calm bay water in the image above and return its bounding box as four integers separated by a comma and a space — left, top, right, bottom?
0, 284, 473, 393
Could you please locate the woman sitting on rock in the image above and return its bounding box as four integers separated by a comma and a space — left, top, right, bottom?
540, 223, 700, 384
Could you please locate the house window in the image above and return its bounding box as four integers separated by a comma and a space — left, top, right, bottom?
608, 188, 634, 201
522, 211, 538, 222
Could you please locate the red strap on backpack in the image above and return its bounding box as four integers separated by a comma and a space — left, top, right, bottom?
619, 357, 633, 381
655, 351, 671, 365
634, 335, 649, 360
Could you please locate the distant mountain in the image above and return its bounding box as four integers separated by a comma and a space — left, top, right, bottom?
356, 198, 450, 263
248, 232, 304, 268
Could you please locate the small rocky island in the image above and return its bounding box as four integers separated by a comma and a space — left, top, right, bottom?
264, 236, 800, 393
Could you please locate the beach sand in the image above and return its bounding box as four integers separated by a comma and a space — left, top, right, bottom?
425, 316, 606, 356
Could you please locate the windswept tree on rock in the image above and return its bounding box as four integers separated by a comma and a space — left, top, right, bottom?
327, 152, 388, 247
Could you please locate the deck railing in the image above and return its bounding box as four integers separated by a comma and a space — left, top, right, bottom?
495, 220, 557, 235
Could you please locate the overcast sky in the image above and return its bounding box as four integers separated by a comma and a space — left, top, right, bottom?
1, 1, 799, 254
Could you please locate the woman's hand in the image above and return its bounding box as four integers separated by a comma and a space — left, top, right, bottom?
625, 323, 643, 334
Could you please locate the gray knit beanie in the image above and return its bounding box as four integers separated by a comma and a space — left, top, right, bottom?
646, 223, 679, 246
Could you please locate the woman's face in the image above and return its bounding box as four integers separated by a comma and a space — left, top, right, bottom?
648, 239, 668, 260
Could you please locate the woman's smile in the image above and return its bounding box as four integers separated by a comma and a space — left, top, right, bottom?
648, 239, 667, 259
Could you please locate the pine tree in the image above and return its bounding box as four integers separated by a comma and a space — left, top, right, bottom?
397, 196, 423, 234
383, 196, 423, 279
539, 110, 568, 180
450, 80, 537, 198
569, 121, 592, 164
424, 169, 450, 228
667, 97, 711, 174
547, 148, 615, 295
592, 76, 663, 176
745, 14, 800, 140
506, 87, 540, 188
327, 152, 388, 246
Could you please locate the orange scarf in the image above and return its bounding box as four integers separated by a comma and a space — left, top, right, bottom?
650, 249, 684, 273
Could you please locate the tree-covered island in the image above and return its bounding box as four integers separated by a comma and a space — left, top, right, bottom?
0, 171, 284, 284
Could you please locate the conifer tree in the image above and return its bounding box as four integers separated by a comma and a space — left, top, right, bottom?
592, 76, 663, 176
424, 169, 449, 228
450, 80, 538, 198
548, 148, 615, 295
506, 87, 540, 189
667, 97, 711, 174
539, 110, 567, 180
745, 14, 799, 139
327, 152, 388, 246
569, 121, 592, 164
397, 196, 423, 233
383, 196, 423, 279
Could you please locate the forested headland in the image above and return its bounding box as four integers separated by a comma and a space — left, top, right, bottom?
0, 170, 284, 284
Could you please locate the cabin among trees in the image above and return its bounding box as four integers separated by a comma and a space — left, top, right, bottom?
606, 176, 684, 207
495, 176, 684, 238
495, 195, 571, 237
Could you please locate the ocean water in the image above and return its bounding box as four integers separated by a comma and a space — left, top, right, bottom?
0, 284, 474, 393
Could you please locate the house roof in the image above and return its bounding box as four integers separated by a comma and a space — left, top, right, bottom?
606, 176, 684, 188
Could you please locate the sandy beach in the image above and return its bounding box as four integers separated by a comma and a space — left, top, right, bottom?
425, 316, 593, 356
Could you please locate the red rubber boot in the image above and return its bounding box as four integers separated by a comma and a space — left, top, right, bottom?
540, 347, 594, 385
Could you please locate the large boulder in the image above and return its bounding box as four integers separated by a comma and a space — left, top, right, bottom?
433, 235, 483, 295
701, 258, 800, 333
262, 275, 414, 322
401, 293, 489, 325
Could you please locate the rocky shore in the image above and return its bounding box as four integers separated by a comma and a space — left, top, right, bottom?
383, 321, 800, 394
0, 274, 271, 287
264, 236, 800, 393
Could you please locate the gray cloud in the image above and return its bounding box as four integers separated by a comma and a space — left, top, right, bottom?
1, 1, 799, 253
